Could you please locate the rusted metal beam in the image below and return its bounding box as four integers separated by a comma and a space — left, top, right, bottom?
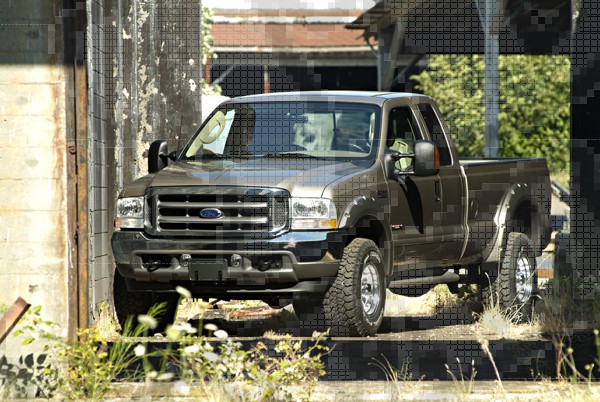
74, 23, 89, 333
0, 298, 31, 345
62, 0, 89, 339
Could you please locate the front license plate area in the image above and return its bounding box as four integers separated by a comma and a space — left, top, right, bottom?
189, 259, 228, 281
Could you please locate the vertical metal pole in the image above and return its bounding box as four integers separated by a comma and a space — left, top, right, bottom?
483, 29, 499, 157
477, 0, 502, 158
377, 29, 388, 91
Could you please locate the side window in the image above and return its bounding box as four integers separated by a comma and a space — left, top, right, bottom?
418, 103, 452, 166
387, 107, 420, 171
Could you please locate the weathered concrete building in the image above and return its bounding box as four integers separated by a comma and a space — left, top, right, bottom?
0, 0, 203, 356
0, 2, 74, 343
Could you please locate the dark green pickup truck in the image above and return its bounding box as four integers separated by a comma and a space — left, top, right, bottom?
111, 91, 551, 336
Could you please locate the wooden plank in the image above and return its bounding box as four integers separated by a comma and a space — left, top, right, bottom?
0, 297, 31, 345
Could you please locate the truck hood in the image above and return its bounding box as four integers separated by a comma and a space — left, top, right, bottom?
122, 158, 371, 198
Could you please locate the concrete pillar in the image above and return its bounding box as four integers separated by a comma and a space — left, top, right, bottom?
570, 0, 600, 307
0, 0, 71, 353
115, 0, 203, 185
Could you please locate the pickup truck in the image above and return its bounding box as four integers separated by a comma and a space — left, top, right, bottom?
111, 91, 551, 336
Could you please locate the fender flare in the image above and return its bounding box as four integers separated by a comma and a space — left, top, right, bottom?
484, 182, 543, 263
338, 196, 394, 276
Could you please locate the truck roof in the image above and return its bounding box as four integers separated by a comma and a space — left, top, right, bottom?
225, 91, 431, 106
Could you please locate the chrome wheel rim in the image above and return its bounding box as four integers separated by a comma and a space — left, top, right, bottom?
515, 255, 533, 303
361, 255, 381, 316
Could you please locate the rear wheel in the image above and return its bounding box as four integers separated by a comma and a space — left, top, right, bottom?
490, 232, 538, 320
113, 270, 179, 334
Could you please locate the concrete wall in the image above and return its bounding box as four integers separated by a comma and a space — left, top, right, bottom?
87, 0, 202, 316
0, 0, 71, 350
87, 0, 117, 324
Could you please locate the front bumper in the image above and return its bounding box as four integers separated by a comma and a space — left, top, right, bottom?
111, 230, 345, 296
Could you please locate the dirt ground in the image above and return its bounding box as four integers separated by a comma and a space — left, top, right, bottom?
173, 286, 548, 342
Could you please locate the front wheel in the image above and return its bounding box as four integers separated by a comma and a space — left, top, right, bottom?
113, 270, 179, 334
323, 238, 386, 336
494, 232, 538, 320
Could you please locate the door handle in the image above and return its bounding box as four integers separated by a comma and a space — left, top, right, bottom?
434, 180, 441, 202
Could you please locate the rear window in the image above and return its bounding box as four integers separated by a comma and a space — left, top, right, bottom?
418, 103, 452, 166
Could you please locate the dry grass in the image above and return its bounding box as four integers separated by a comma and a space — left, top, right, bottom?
384, 285, 461, 316
176, 298, 210, 322
93, 303, 120, 338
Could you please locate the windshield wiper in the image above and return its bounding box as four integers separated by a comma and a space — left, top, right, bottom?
182, 153, 255, 161
259, 152, 329, 160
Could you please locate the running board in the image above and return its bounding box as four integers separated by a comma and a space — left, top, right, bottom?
388, 271, 460, 289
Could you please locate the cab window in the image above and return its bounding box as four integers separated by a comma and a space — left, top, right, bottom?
387, 107, 421, 171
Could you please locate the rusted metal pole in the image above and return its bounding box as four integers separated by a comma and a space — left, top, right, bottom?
0, 298, 31, 345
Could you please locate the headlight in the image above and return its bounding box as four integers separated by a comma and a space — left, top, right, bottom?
291, 198, 337, 230
114, 197, 144, 229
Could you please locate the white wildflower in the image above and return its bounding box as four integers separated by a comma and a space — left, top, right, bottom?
174, 380, 190, 395
214, 329, 228, 340
137, 314, 158, 330
165, 325, 183, 340
175, 286, 192, 299
204, 323, 218, 332
134, 344, 146, 357
204, 352, 219, 362
184, 344, 200, 355
157, 372, 174, 381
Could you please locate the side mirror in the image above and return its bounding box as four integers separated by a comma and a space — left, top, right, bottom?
413, 140, 440, 176
148, 140, 169, 173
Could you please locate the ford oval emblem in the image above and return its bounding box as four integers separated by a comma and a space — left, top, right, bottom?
199, 208, 223, 219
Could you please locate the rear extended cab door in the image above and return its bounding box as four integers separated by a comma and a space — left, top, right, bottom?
383, 97, 443, 267
412, 98, 467, 266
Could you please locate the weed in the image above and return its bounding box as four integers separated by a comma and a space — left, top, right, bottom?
166, 328, 329, 402
93, 302, 120, 339
475, 274, 529, 338
247, 331, 328, 401
445, 357, 477, 400
474, 328, 503, 390
0, 302, 168, 400
370, 355, 423, 400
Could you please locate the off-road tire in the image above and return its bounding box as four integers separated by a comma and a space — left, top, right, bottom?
113, 269, 179, 333
492, 232, 538, 320
324, 238, 386, 336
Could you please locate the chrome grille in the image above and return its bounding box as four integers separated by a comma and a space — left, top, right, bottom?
146, 187, 289, 237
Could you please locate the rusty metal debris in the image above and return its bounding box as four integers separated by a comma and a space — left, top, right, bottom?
0, 297, 30, 344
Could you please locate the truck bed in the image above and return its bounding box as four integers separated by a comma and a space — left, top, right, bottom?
458, 157, 551, 263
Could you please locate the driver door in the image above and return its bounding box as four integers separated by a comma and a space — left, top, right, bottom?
386, 104, 443, 268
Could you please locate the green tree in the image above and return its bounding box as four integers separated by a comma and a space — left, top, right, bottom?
201, 7, 221, 95
411, 55, 570, 175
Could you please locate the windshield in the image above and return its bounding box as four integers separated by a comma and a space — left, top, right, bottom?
181, 101, 381, 161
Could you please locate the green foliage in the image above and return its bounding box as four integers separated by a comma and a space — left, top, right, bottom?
172, 326, 329, 402
411, 55, 570, 175
202, 7, 222, 96
0, 303, 166, 400
247, 333, 328, 401
57, 303, 167, 400
2, 298, 328, 401
201, 7, 216, 66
